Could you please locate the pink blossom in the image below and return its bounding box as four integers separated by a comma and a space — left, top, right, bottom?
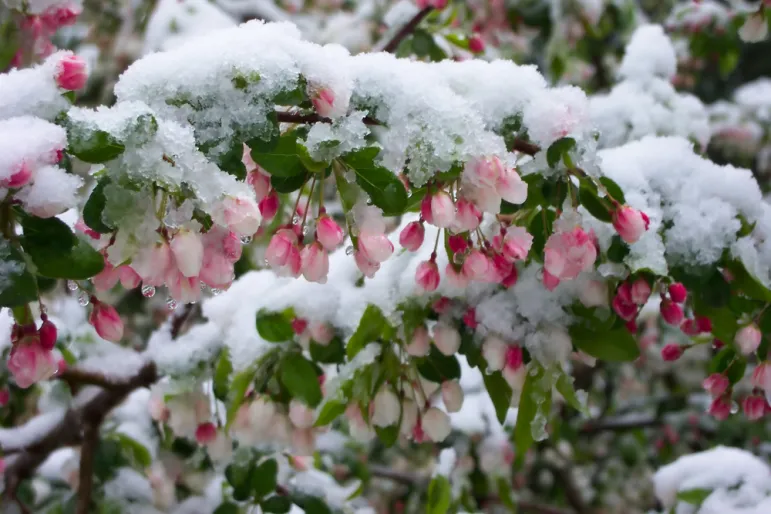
358, 231, 394, 263
92, 260, 121, 291
415, 259, 440, 292
308, 321, 334, 345
300, 243, 329, 283
708, 396, 731, 420
697, 316, 712, 334
444, 263, 469, 288
661, 343, 682, 362
118, 266, 141, 289
422, 407, 451, 442
462, 249, 490, 281
497, 168, 527, 204
702, 373, 729, 397
292, 318, 308, 335
680, 319, 700, 336
751, 362, 771, 393
613, 284, 637, 321
1, 161, 33, 188
739, 12, 768, 43
660, 300, 684, 326
311, 87, 336, 118
501, 226, 533, 261
465, 157, 504, 189
544, 227, 597, 280
580, 279, 608, 307
668, 282, 687, 303
612, 206, 649, 244
743, 396, 767, 421
448, 234, 468, 255
407, 325, 431, 356
630, 279, 651, 305
354, 250, 379, 278
441, 380, 464, 413
501, 266, 518, 288
7, 341, 56, 389
433, 323, 460, 356
736, 324, 762, 355
247, 168, 271, 199
289, 400, 316, 429
258, 191, 279, 221
316, 215, 344, 251
463, 308, 477, 329
39, 317, 57, 350
199, 252, 234, 289
166, 271, 202, 304
0, 389, 9, 406
454, 198, 482, 232
426, 191, 456, 228
505, 345, 523, 371
266, 229, 301, 273
132, 242, 173, 286
432, 297, 451, 314
486, 253, 513, 284
223, 196, 261, 237
543, 269, 560, 291
222, 231, 242, 262
195, 422, 217, 444
469, 34, 485, 53
55, 53, 87, 90
400, 221, 425, 252
482, 336, 507, 371
170, 230, 204, 277
41, 4, 80, 29
89, 300, 123, 342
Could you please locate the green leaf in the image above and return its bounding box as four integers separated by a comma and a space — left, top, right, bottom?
262, 496, 292, 513
578, 185, 612, 223
483, 371, 512, 425
405, 187, 427, 212
417, 346, 461, 382
68, 128, 125, 164
606, 235, 630, 263
252, 458, 278, 499
310, 337, 345, 364
528, 208, 556, 262
0, 21, 20, 72
726, 260, 771, 302
314, 399, 346, 427
297, 496, 331, 514
546, 137, 576, 168
271, 171, 309, 193
19, 215, 105, 280
599, 177, 625, 204
213, 348, 233, 402
375, 424, 400, 447
111, 433, 152, 468
555, 368, 588, 414
250, 131, 306, 178
225, 458, 254, 502
256, 309, 295, 342
514, 364, 550, 463
347, 304, 388, 359
213, 502, 240, 514
225, 366, 256, 428
83, 178, 113, 233
342, 149, 407, 216
427, 475, 452, 514
676, 488, 711, 506
216, 140, 248, 181
569, 325, 640, 362
280, 353, 323, 407
296, 143, 328, 173
333, 164, 359, 212
0, 239, 38, 308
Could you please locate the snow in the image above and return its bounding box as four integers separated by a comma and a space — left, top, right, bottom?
0, 408, 66, 452
434, 448, 457, 478
144, 322, 222, 377
0, 52, 70, 121
144, 0, 238, 54
104, 468, 155, 504
0, 238, 29, 301
618, 25, 677, 81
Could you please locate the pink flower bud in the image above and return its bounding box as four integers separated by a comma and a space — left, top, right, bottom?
453, 198, 482, 232
248, 169, 271, 199
739, 12, 768, 43
661, 343, 683, 362
93, 260, 120, 292
660, 300, 684, 326
752, 362, 771, 393
222, 231, 242, 262
630, 278, 651, 305
696, 316, 712, 334
668, 282, 687, 303
613, 287, 638, 321
223, 196, 261, 237
433, 297, 451, 314
170, 230, 204, 277
501, 226, 533, 261
702, 373, 729, 397
195, 422, 217, 444
200, 252, 235, 289
0, 389, 9, 406
398, 221, 423, 252
505, 345, 523, 371
497, 168, 527, 204
311, 87, 336, 118
89, 300, 124, 342
422, 407, 451, 442
743, 396, 767, 421
708, 396, 731, 420
354, 250, 380, 278
358, 231, 394, 263
258, 190, 279, 221
680, 319, 700, 336
448, 234, 468, 255
465, 157, 504, 189
292, 318, 308, 335
612, 206, 649, 244
415, 259, 440, 292
289, 400, 316, 429
544, 227, 597, 280
542, 269, 560, 291
407, 325, 431, 356
463, 308, 477, 329
444, 263, 469, 288
372, 388, 400, 427
118, 266, 141, 289
736, 324, 762, 355
433, 323, 460, 356
39, 318, 57, 350
427, 191, 456, 228
132, 242, 173, 286
56, 53, 87, 90
7, 340, 56, 389
316, 215, 344, 251
483, 336, 507, 371
1, 161, 33, 188
167, 271, 201, 304
469, 34, 485, 53
579, 279, 608, 307
441, 380, 464, 413
308, 321, 334, 345
462, 249, 490, 281
502, 266, 518, 288
266, 229, 299, 270
300, 242, 329, 283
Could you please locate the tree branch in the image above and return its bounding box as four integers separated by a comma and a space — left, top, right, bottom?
76, 422, 100, 514
379, 7, 434, 53
579, 416, 659, 434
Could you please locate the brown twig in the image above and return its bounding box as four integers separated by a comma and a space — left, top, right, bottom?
275, 111, 379, 126
579, 416, 659, 434
76, 422, 100, 514
170, 303, 198, 339
380, 7, 434, 53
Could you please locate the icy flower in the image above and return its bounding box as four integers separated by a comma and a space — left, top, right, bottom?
400, 400, 419, 437
55, 53, 87, 90
39, 316, 57, 350
311, 87, 336, 118
372, 388, 401, 427
118, 266, 141, 289
544, 226, 597, 280
170, 229, 204, 277
501, 226, 533, 261
543, 269, 561, 291
422, 407, 451, 442
222, 231, 242, 262
7, 340, 56, 389
497, 168, 528, 204
433, 323, 460, 356
415, 259, 440, 292
423, 191, 456, 228
743, 396, 767, 421
132, 242, 173, 286
630, 279, 651, 305
465, 157, 504, 189
400, 221, 425, 251
702, 373, 729, 398
289, 400, 316, 429
407, 325, 431, 356
613, 283, 637, 321
668, 282, 687, 303
441, 380, 464, 413
708, 396, 731, 420
92, 261, 120, 291
195, 422, 217, 444
739, 12, 768, 43
612, 206, 649, 244
580, 279, 608, 307
454, 199, 482, 232
660, 300, 684, 326
444, 263, 469, 288
1, 161, 33, 188
661, 343, 682, 362
223, 196, 261, 237
316, 215, 344, 251
505, 345, 524, 371
462, 249, 490, 281
300, 242, 329, 283
736, 324, 762, 355
88, 300, 123, 342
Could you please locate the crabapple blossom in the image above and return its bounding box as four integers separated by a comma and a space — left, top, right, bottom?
354, 250, 380, 278
400, 400, 419, 437
372, 388, 401, 427
544, 226, 597, 281
265, 229, 302, 277
433, 323, 461, 356
308, 321, 334, 345
613, 283, 638, 321
422, 407, 451, 442
195, 422, 217, 444
258, 191, 279, 220
407, 325, 431, 357
743, 396, 766, 421
752, 362, 771, 394
132, 242, 173, 286
358, 229, 394, 264
483, 335, 508, 371
630, 279, 651, 305
441, 380, 464, 413
222, 196, 261, 237
316, 215, 344, 250
464, 156, 504, 189
661, 343, 683, 362
170, 229, 204, 278
38, 316, 57, 350
55, 53, 87, 90
660, 300, 684, 326
310, 87, 336, 118
88, 300, 124, 342
462, 249, 490, 281
612, 205, 649, 243
469, 34, 485, 53
702, 373, 729, 397
668, 282, 687, 303
289, 400, 316, 429
422, 191, 455, 228
708, 396, 732, 420
415, 259, 440, 292
580, 279, 608, 307
497, 168, 528, 204
300, 242, 329, 283
400, 221, 425, 251
1, 162, 33, 188
500, 226, 533, 261
739, 12, 768, 42
7, 339, 56, 389
736, 324, 762, 355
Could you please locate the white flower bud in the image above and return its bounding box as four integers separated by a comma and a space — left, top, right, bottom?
291, 428, 316, 456
406, 325, 431, 356
433, 323, 460, 356
422, 407, 451, 442
400, 400, 419, 436
441, 380, 464, 413
482, 335, 508, 371
289, 399, 316, 429
371, 388, 400, 427
739, 12, 768, 43
579, 279, 608, 307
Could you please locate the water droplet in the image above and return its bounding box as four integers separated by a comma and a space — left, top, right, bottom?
77, 291, 90, 306
40, 304, 47, 314
67, 280, 79, 291
210, 288, 222, 296
530, 413, 548, 442
303, 225, 312, 235
263, 259, 270, 266
292, 215, 300, 224
166, 297, 178, 311
730, 401, 739, 414
345, 245, 354, 255
240, 235, 252, 244
453, 252, 464, 264
141, 285, 156, 298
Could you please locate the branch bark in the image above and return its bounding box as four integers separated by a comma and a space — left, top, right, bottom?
76, 422, 100, 514
379, 7, 434, 53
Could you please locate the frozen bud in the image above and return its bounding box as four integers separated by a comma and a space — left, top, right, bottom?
222, 231, 242, 262
422, 407, 451, 442
433, 323, 460, 356
300, 243, 329, 283
661, 343, 683, 362
171, 230, 204, 277
88, 300, 124, 342
400, 400, 419, 436
660, 300, 684, 326
372, 388, 400, 427
630, 278, 651, 305
483, 336, 508, 371
1, 161, 33, 188
502, 266, 518, 288
736, 324, 762, 355
132, 242, 172, 286
148, 391, 168, 422
454, 199, 482, 232
400, 221, 425, 251
580, 279, 608, 307
415, 259, 440, 292
612, 206, 649, 244
680, 318, 700, 336
258, 190, 279, 221
468, 34, 485, 53
465, 156, 504, 189
354, 250, 379, 278
308, 321, 334, 345
266, 228, 298, 268
292, 429, 316, 456
702, 373, 729, 398
497, 167, 527, 204
55, 53, 87, 90
502, 226, 533, 261
311, 87, 336, 118
462, 249, 490, 281
751, 362, 771, 393
441, 380, 464, 413
292, 318, 308, 335
289, 400, 316, 429
316, 215, 344, 251
93, 261, 120, 291
739, 12, 768, 43
544, 227, 597, 280
668, 282, 687, 303
39, 317, 57, 350
743, 396, 767, 421
427, 191, 456, 228
223, 196, 261, 237
358, 231, 394, 263
407, 325, 431, 356
7, 341, 56, 389
195, 422, 217, 444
